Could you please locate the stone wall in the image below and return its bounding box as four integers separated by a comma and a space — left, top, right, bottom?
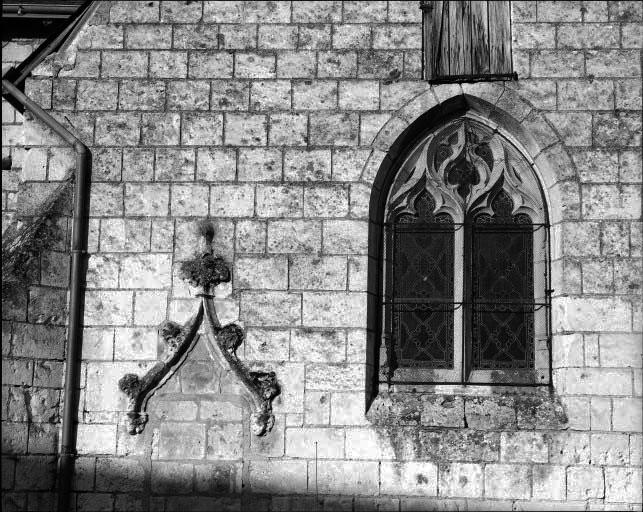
2, 36, 74, 512
1, 1, 641, 511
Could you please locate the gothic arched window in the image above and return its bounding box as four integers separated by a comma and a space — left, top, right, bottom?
380, 115, 551, 386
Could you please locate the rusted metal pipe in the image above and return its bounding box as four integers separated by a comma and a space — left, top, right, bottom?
2, 79, 91, 512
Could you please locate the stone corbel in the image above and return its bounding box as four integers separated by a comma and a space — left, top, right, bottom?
118, 222, 280, 436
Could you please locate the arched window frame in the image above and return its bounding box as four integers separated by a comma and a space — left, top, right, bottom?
378, 111, 552, 388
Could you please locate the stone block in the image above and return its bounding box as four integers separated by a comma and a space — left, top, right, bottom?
419, 430, 500, 463
167, 80, 210, 110
151, 462, 193, 495
512, 23, 556, 49
2, 360, 33, 386
289, 256, 347, 290
586, 50, 641, 77
210, 184, 255, 217
309, 460, 379, 496
267, 220, 321, 253
141, 113, 181, 145
124, 183, 169, 216
558, 368, 633, 396
158, 423, 205, 460
290, 328, 345, 363
94, 113, 139, 145
345, 427, 396, 460
419, 396, 464, 428
14, 456, 56, 491
161, 1, 202, 22
83, 291, 132, 326
304, 391, 330, 425
593, 112, 641, 147
207, 423, 243, 460
600, 334, 642, 368
269, 113, 308, 146
173, 24, 219, 49
338, 80, 379, 110
224, 113, 267, 146
484, 464, 531, 500
240, 291, 301, 326
234, 52, 276, 79
196, 148, 236, 181
304, 185, 349, 217
381, 461, 437, 496
235, 256, 288, 290
532, 464, 566, 501
285, 427, 344, 458
332, 148, 371, 181
558, 80, 614, 110
244, 328, 290, 361
322, 220, 368, 254
605, 467, 642, 504
558, 23, 619, 49
134, 291, 167, 326
590, 396, 612, 431
438, 463, 483, 498
95, 458, 144, 492
76, 424, 116, 455
218, 23, 257, 50
182, 113, 224, 145
567, 466, 604, 500
258, 24, 298, 50
612, 398, 642, 431
210, 80, 249, 111
305, 363, 364, 391
250, 80, 291, 110
464, 397, 516, 430
76, 80, 118, 110
114, 327, 157, 360
332, 24, 370, 49
591, 433, 629, 465
194, 462, 241, 494
302, 292, 367, 328
554, 297, 631, 332
249, 460, 308, 494
549, 432, 590, 464
500, 432, 548, 463
119, 254, 172, 288
122, 148, 154, 181
188, 51, 233, 79
373, 25, 422, 49
317, 51, 357, 78
309, 113, 359, 145
101, 51, 148, 78
292, 2, 341, 22
1, 423, 28, 454
277, 51, 316, 78
256, 185, 302, 218
236, 220, 267, 253
284, 149, 331, 181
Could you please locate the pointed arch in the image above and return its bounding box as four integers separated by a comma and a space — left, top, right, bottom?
365, 92, 563, 403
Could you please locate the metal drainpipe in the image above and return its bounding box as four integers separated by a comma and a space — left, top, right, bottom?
1, 79, 90, 512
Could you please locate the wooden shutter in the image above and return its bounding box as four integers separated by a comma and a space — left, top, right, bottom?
422, 1, 515, 83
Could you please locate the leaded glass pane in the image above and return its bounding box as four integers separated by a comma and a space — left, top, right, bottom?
471, 190, 535, 370
390, 190, 455, 369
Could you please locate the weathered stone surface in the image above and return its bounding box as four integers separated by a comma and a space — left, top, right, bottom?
420, 396, 465, 428
465, 397, 516, 430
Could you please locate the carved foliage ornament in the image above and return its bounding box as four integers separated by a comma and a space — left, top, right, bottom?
119, 223, 280, 436
386, 117, 545, 224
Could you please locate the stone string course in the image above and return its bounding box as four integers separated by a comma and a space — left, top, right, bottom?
1, 1, 641, 511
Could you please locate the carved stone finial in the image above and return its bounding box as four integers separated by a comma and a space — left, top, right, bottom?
118, 224, 281, 437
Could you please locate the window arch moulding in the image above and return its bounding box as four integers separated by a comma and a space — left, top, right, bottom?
369, 111, 553, 395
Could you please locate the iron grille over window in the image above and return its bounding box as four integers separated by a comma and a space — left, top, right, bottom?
421, 0, 516, 84
381, 116, 551, 386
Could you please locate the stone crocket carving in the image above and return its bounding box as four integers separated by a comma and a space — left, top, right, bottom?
118, 222, 280, 436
